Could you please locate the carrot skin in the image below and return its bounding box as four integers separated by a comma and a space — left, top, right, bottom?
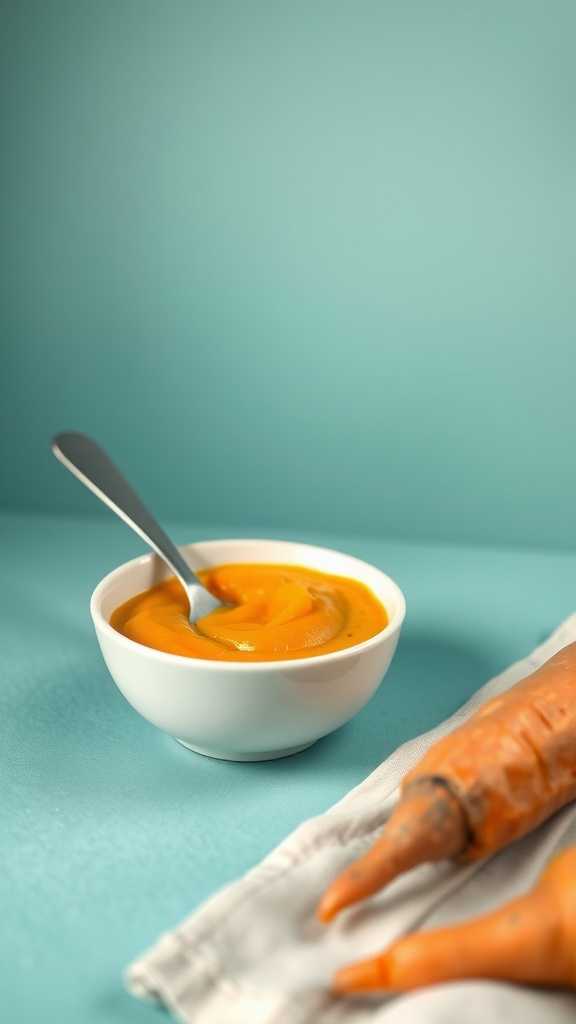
318, 643, 576, 921
333, 843, 576, 994
317, 779, 467, 923
409, 642, 576, 859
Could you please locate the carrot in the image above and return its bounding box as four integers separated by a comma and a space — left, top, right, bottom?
333, 841, 576, 993
317, 641, 576, 923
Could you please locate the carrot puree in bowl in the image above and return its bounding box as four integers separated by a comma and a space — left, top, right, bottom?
109, 563, 388, 662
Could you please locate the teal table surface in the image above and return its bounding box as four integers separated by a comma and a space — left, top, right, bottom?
2, 510, 576, 1024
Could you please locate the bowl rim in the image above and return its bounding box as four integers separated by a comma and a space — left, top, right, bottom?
90, 537, 406, 672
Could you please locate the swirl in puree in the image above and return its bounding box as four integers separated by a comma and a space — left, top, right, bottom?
110, 563, 388, 661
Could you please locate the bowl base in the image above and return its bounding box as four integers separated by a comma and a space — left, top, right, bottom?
174, 738, 317, 761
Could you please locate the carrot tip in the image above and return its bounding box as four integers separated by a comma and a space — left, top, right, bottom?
316, 893, 341, 924
333, 956, 390, 994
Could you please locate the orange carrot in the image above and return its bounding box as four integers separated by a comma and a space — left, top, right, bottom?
333, 841, 576, 993
318, 641, 576, 923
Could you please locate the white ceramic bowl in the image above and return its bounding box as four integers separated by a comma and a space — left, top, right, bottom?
91, 538, 406, 761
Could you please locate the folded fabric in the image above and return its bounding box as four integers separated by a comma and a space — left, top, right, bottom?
126, 616, 576, 1024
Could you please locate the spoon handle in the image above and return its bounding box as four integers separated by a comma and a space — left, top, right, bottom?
52, 432, 204, 597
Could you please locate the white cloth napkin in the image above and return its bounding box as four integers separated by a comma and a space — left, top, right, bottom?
126, 616, 576, 1024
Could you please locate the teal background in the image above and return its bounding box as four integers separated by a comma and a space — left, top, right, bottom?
1, 0, 575, 550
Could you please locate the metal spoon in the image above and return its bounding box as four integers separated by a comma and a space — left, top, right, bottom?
52, 432, 223, 622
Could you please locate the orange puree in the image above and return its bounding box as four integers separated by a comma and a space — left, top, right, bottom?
109, 563, 388, 662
